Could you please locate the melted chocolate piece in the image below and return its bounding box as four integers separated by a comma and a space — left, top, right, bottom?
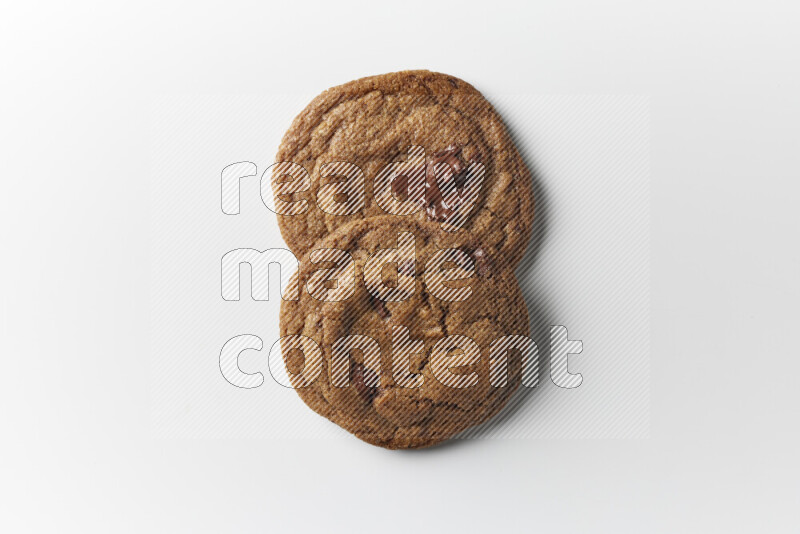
370, 296, 392, 320
351, 363, 379, 402
425, 144, 477, 221
471, 247, 494, 278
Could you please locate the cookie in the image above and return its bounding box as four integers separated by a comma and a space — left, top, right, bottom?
273, 70, 534, 270
279, 216, 530, 449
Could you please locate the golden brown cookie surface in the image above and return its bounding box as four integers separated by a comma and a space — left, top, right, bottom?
279, 217, 529, 449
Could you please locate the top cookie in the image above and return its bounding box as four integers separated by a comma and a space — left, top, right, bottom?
273, 70, 534, 270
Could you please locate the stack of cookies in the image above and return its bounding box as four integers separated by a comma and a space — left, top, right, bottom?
274, 71, 534, 449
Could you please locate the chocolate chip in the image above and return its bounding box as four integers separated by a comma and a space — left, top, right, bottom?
471, 247, 494, 278
425, 144, 470, 222
371, 296, 391, 320
352, 363, 379, 403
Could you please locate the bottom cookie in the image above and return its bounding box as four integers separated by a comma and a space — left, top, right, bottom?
279, 217, 530, 449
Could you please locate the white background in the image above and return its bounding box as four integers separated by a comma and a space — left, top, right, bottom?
2, 1, 799, 532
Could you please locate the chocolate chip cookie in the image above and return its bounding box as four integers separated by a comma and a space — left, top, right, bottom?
273, 70, 534, 270
279, 216, 530, 449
